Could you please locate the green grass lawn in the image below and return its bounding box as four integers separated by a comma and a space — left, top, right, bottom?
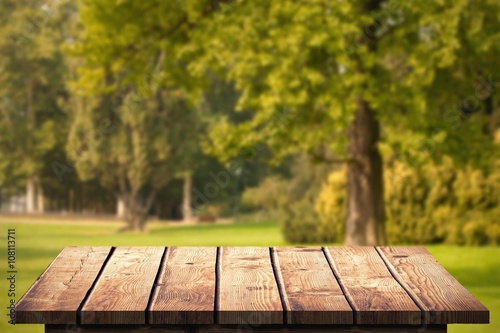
0, 218, 498, 333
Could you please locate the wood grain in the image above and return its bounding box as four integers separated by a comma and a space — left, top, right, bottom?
148, 246, 217, 324
80, 246, 165, 324
46, 324, 447, 333
272, 246, 353, 324
324, 246, 421, 325
377, 246, 489, 324
217, 247, 283, 324
15, 246, 112, 324
16, 246, 489, 328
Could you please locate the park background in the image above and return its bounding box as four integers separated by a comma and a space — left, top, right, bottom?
1, 1, 499, 333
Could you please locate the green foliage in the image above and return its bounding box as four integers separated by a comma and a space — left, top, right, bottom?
315, 170, 346, 243
2, 0, 500, 236
242, 154, 331, 243
188, 0, 500, 167
317, 156, 500, 245
241, 176, 288, 211
185, 0, 500, 245
281, 198, 322, 244
0, 0, 72, 189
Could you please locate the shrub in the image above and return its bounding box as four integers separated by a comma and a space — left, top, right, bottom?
315, 156, 500, 245
315, 170, 345, 243
275, 153, 332, 243
281, 198, 322, 244
241, 176, 288, 211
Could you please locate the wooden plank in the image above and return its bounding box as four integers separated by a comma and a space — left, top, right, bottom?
273, 246, 353, 324
148, 246, 217, 324
217, 247, 283, 324
377, 246, 489, 324
324, 246, 421, 325
80, 246, 165, 324
46, 324, 448, 333
15, 246, 112, 324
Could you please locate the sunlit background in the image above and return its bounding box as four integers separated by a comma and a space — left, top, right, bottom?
1, 1, 499, 332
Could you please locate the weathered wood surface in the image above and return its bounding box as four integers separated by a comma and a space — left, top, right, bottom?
149, 247, 217, 324
217, 247, 283, 324
377, 246, 490, 324
16, 246, 488, 327
324, 246, 421, 325
15, 246, 112, 324
81, 247, 165, 324
272, 246, 352, 324
45, 324, 448, 333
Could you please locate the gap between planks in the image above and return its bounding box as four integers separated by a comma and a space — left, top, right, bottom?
374, 246, 427, 323
375, 246, 489, 324
76, 247, 117, 324
323, 247, 422, 325
270, 247, 291, 324
145, 247, 169, 324
15, 246, 114, 324
214, 246, 221, 325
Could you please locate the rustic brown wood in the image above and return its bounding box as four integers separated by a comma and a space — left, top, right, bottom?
81, 247, 165, 324
272, 246, 352, 324
217, 247, 283, 324
16, 246, 488, 329
377, 246, 490, 324
15, 246, 112, 324
324, 246, 421, 325
45, 324, 448, 333
149, 246, 217, 324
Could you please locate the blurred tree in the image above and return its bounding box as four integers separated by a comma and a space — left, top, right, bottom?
60, 0, 500, 238
66, 79, 198, 231
67, 0, 221, 230
186, 0, 500, 245
0, 0, 72, 213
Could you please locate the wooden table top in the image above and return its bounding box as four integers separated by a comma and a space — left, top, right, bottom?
15, 246, 488, 326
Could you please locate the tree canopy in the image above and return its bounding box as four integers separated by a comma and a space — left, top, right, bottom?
1, 0, 499, 242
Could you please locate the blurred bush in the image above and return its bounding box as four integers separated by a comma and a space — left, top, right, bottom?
316, 156, 500, 245
241, 149, 499, 245
241, 154, 331, 243
241, 176, 288, 211
315, 170, 346, 243
281, 198, 322, 243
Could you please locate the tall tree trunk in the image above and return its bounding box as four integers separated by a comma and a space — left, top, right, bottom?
26, 176, 36, 214
119, 190, 157, 232
345, 98, 386, 246
36, 181, 45, 213
116, 196, 126, 219
182, 174, 193, 222
26, 79, 37, 215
